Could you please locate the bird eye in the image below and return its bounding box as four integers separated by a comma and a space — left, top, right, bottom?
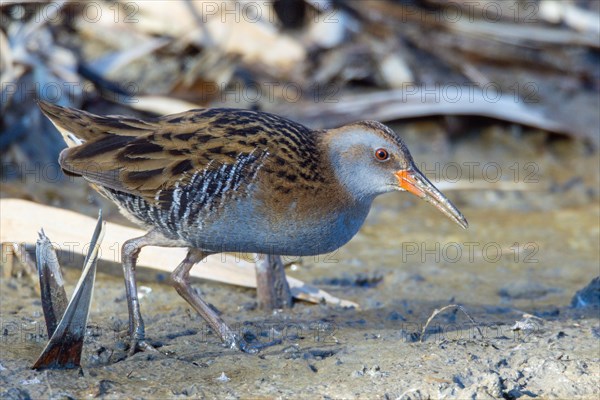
375, 148, 389, 161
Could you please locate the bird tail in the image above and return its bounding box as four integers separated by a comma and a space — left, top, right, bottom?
38, 101, 154, 148
38, 101, 158, 179
38, 101, 94, 147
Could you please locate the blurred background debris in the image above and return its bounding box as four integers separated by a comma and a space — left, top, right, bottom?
2, 0, 598, 169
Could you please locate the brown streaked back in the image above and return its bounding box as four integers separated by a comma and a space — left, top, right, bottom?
39, 102, 331, 210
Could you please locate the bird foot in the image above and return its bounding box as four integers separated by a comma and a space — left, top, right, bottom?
223, 330, 282, 354
116, 329, 161, 356
128, 338, 161, 356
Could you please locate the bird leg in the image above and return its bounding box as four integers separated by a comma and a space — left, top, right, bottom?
121, 233, 161, 355
122, 235, 281, 355
255, 254, 293, 311
171, 250, 281, 353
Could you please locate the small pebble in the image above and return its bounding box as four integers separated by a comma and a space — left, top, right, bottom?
216, 372, 230, 382
20, 378, 41, 385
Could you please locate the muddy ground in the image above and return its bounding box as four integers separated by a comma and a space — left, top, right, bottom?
1, 123, 599, 399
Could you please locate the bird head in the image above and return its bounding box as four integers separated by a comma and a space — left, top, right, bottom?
324, 121, 468, 229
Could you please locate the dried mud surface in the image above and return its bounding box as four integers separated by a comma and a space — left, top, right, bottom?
1, 126, 599, 399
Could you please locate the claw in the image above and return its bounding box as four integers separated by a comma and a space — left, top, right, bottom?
226, 332, 282, 354
128, 339, 160, 356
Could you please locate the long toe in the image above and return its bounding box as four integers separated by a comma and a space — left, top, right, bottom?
233, 334, 283, 354
128, 338, 161, 356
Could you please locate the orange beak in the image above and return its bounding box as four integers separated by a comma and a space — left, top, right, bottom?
395, 168, 468, 229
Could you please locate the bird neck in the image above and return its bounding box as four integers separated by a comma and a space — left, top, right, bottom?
319, 129, 379, 204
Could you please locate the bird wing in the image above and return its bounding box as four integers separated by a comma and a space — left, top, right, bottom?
40, 102, 277, 207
